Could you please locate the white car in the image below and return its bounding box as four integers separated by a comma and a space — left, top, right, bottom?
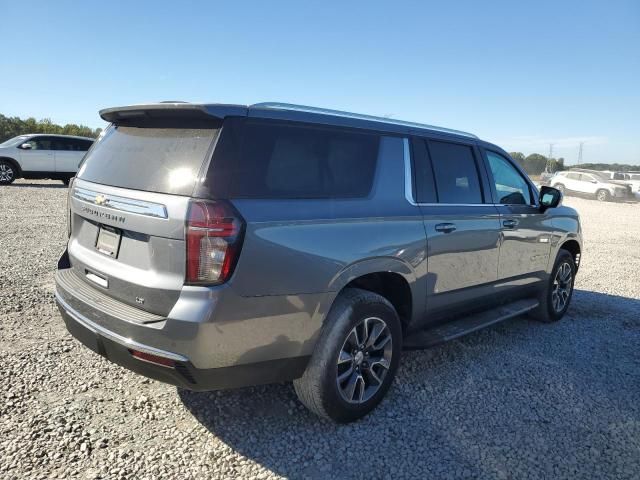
0, 134, 94, 185
628, 173, 640, 199
605, 171, 640, 200
550, 170, 632, 202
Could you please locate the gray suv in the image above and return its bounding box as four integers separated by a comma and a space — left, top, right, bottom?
55, 102, 582, 422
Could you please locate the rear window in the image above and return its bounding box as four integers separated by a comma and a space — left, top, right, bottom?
77, 126, 217, 195
205, 118, 380, 199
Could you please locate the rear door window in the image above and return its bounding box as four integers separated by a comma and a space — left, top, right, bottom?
52, 137, 72, 151
428, 140, 483, 204
77, 126, 218, 195
206, 119, 380, 199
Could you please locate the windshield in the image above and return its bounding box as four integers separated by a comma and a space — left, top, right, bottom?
77, 125, 218, 195
0, 135, 29, 148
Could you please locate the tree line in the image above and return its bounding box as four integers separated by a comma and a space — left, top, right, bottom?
0, 113, 101, 143
509, 152, 565, 175
509, 152, 639, 175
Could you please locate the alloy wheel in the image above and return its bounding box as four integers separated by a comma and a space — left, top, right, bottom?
0, 163, 14, 183
552, 261, 573, 313
336, 316, 393, 404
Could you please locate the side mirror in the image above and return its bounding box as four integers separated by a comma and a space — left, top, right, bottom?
20, 143, 32, 150
539, 186, 562, 212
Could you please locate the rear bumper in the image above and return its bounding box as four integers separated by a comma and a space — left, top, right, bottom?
56, 291, 309, 391
54, 249, 319, 390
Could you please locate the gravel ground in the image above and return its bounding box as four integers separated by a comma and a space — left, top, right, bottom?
1, 180, 639, 480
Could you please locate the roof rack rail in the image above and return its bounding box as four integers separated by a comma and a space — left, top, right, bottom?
250, 102, 478, 139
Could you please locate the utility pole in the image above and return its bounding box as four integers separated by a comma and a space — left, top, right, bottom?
578, 142, 584, 165
547, 143, 554, 172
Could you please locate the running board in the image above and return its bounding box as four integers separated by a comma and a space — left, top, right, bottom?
403, 298, 539, 350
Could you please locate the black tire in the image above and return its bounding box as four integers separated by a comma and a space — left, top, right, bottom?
554, 183, 565, 194
596, 189, 610, 202
530, 249, 576, 323
293, 288, 402, 423
0, 159, 17, 185
61, 176, 72, 186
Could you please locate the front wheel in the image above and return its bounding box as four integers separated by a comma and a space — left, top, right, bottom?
530, 249, 576, 323
596, 189, 610, 202
294, 288, 402, 423
0, 160, 16, 185
554, 183, 565, 194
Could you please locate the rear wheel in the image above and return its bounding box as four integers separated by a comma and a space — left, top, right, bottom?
0, 160, 16, 185
530, 249, 575, 323
596, 189, 609, 202
294, 288, 402, 423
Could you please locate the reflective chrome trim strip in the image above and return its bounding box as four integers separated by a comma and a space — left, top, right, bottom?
252, 102, 479, 139
416, 203, 498, 207
73, 187, 168, 219
55, 291, 188, 362
403, 138, 416, 205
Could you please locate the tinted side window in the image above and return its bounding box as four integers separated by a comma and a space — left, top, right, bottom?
207, 119, 380, 199
52, 138, 72, 150
486, 151, 532, 205
428, 140, 482, 204
411, 137, 437, 203
25, 137, 53, 150
67, 138, 91, 151
566, 172, 580, 180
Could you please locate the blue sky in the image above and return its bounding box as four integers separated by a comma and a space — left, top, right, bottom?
1, 0, 638, 164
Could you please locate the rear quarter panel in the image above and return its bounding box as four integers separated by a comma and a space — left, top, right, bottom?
228, 136, 427, 322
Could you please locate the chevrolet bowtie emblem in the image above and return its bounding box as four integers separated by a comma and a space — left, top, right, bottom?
95, 194, 107, 206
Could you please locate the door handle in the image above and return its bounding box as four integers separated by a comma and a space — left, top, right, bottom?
435, 223, 457, 233
502, 219, 518, 229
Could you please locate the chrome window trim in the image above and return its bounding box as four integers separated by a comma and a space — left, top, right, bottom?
73, 186, 168, 219
402, 137, 540, 208
403, 137, 495, 208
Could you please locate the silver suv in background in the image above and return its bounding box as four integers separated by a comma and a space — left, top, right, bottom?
55, 102, 581, 422
550, 169, 632, 201
0, 134, 94, 185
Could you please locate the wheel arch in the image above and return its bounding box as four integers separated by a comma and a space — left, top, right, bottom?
321, 257, 418, 334
0, 156, 22, 177
560, 239, 581, 271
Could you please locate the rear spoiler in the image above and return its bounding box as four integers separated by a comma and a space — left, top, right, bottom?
99, 103, 248, 123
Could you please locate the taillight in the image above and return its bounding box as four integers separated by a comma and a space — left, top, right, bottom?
185, 200, 244, 285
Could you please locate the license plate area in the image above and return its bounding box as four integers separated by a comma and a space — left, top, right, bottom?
96, 225, 122, 258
